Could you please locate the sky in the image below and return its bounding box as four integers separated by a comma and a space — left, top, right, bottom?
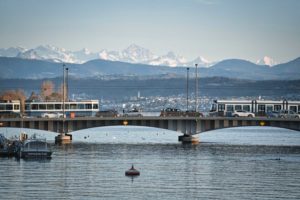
0, 0, 299, 63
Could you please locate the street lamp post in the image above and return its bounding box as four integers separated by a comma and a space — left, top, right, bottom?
186, 67, 190, 111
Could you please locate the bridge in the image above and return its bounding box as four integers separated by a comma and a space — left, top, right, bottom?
1, 117, 300, 138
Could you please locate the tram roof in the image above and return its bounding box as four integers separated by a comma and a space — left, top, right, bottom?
25, 100, 99, 103
214, 100, 300, 104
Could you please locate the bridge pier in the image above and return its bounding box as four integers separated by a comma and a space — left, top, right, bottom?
55, 133, 72, 144
178, 120, 199, 144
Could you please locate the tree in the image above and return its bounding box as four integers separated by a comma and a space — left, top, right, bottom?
59, 83, 67, 101
28, 92, 40, 101
40, 80, 54, 101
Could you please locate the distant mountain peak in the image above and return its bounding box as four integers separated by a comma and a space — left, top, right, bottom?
125, 43, 144, 51
122, 44, 156, 62
166, 51, 176, 58
256, 56, 277, 67
80, 48, 91, 55
198, 56, 210, 64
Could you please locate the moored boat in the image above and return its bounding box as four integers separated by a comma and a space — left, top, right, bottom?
17, 137, 52, 159
0, 134, 21, 157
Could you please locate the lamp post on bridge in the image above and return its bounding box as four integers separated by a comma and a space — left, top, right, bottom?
186, 67, 190, 111
62, 63, 65, 134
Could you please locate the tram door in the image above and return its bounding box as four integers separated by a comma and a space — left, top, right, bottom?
266, 105, 273, 113
257, 104, 266, 116
289, 106, 297, 113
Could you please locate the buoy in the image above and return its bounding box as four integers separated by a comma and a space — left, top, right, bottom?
125, 165, 140, 176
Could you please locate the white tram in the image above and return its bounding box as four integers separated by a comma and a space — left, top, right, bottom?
0, 100, 21, 118
0, 100, 99, 118
210, 99, 300, 117
24, 100, 99, 117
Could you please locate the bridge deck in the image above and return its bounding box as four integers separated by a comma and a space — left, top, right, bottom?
0, 116, 299, 134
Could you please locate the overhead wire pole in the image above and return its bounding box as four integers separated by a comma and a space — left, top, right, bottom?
62, 63, 65, 135
186, 67, 189, 111
195, 63, 198, 112
66, 67, 69, 101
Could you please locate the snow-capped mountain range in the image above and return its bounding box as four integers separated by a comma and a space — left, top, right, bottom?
0, 44, 276, 67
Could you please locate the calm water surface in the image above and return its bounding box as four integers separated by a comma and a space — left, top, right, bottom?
0, 127, 300, 200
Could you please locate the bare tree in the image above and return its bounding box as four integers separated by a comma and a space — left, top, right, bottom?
40, 80, 54, 101
49, 92, 62, 101
28, 92, 40, 101
59, 83, 67, 101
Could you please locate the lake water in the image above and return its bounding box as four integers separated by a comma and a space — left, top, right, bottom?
0, 126, 300, 199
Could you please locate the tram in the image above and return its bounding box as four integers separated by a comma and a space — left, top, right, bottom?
24, 100, 99, 117
210, 99, 300, 117
0, 100, 99, 118
0, 100, 21, 118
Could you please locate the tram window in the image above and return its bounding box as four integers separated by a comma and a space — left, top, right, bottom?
258, 105, 265, 111
47, 104, 54, 110
85, 104, 92, 109
65, 104, 70, 110
78, 104, 85, 109
55, 104, 61, 109
290, 106, 297, 113
6, 105, 12, 110
298, 105, 300, 113
235, 105, 242, 111
243, 105, 250, 112
218, 104, 225, 111
266, 105, 273, 112
14, 105, 20, 110
70, 104, 77, 109
0, 104, 4, 110
274, 105, 281, 111
93, 104, 99, 110
211, 104, 217, 112
226, 105, 234, 112
39, 104, 46, 110
32, 104, 38, 110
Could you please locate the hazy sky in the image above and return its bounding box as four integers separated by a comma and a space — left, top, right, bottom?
0, 0, 299, 62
